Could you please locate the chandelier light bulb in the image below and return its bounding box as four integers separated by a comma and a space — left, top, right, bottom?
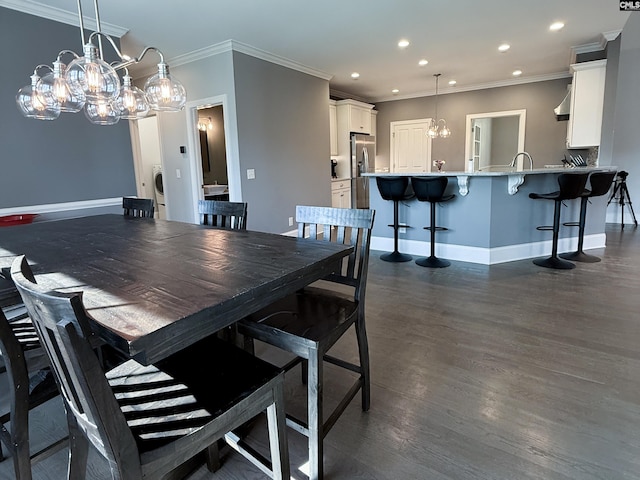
439, 122, 451, 138
66, 43, 120, 103
16, 73, 61, 120
84, 100, 120, 125
144, 63, 186, 111
37, 60, 85, 113
115, 74, 149, 120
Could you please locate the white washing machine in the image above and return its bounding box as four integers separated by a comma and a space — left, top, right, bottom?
152, 164, 166, 219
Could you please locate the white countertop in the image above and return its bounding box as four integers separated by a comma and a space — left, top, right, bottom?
365, 166, 617, 177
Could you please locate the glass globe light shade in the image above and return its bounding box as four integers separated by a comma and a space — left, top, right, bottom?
144, 63, 186, 111
84, 100, 120, 125
115, 74, 150, 120
16, 74, 61, 120
439, 121, 451, 138
427, 124, 438, 139
66, 43, 120, 103
37, 60, 85, 113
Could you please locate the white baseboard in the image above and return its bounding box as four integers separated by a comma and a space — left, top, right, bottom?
371, 233, 607, 265
0, 198, 122, 216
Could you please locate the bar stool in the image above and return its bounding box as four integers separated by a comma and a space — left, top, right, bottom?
376, 176, 412, 262
560, 171, 616, 263
411, 176, 455, 268
529, 172, 589, 269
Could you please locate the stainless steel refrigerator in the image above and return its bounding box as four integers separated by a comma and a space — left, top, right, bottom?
350, 134, 376, 209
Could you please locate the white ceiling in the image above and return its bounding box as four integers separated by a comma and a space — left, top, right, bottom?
5, 0, 631, 102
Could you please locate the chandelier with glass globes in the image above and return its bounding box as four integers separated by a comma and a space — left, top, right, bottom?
16, 0, 187, 125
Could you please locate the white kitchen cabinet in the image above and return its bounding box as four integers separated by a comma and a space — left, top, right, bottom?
329, 101, 338, 156
336, 99, 373, 134
331, 180, 352, 209
370, 110, 377, 138
566, 59, 607, 149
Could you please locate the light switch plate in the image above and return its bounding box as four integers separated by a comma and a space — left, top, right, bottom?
176, 169, 181, 179
247, 169, 256, 179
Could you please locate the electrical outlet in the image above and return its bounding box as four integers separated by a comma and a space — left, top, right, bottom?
288, 217, 294, 227
247, 169, 256, 180
399, 227, 407, 234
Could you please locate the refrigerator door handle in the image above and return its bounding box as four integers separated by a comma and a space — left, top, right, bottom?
363, 146, 369, 173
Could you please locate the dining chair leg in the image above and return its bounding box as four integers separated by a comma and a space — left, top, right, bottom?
10, 365, 32, 480
205, 442, 221, 472
355, 315, 371, 412
67, 420, 89, 479
307, 350, 323, 480
266, 381, 290, 480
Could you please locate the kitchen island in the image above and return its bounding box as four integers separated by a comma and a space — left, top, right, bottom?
365, 167, 617, 265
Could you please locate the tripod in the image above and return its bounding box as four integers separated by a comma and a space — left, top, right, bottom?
607, 171, 638, 229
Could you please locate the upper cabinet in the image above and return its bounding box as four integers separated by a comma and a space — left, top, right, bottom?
336, 99, 373, 134
329, 101, 338, 156
370, 109, 377, 138
567, 60, 607, 149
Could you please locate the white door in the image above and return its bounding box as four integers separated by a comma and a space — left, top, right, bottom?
391, 119, 432, 173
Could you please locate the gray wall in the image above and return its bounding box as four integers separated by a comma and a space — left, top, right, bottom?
0, 7, 136, 210
607, 15, 640, 222
232, 52, 331, 233
599, 36, 621, 167
152, 51, 237, 223
154, 50, 330, 233
491, 116, 519, 166
375, 79, 573, 172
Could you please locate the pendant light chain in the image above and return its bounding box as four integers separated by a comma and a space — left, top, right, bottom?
427, 73, 451, 139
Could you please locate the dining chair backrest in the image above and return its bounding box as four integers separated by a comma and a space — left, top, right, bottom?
296, 205, 375, 304
122, 197, 155, 218
10, 256, 141, 475
198, 200, 247, 230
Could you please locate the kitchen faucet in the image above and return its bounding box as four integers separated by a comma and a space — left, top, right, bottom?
510, 152, 533, 170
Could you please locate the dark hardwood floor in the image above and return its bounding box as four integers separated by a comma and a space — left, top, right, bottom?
2, 224, 639, 479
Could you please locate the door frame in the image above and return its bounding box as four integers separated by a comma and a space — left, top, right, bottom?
185, 94, 239, 224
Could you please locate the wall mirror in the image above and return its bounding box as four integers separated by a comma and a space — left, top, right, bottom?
464, 109, 526, 171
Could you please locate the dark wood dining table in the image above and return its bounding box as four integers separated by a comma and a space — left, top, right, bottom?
0, 214, 353, 364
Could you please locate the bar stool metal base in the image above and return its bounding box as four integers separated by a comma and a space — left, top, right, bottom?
532, 256, 576, 269
381, 251, 413, 262
559, 251, 601, 263
415, 256, 450, 268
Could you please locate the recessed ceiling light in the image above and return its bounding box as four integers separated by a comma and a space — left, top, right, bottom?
418, 59, 429, 66
498, 44, 510, 52
448, 80, 457, 86
351, 72, 360, 79
398, 39, 410, 48
512, 69, 523, 77
550, 22, 565, 31
392, 89, 399, 94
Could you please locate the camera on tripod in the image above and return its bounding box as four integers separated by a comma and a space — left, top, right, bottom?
608, 170, 637, 228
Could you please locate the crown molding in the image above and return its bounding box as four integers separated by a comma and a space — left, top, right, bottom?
134, 39, 333, 82
372, 71, 572, 103
0, 0, 128, 37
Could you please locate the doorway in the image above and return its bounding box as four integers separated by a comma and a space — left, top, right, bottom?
197, 105, 228, 195
131, 115, 166, 219
186, 95, 240, 224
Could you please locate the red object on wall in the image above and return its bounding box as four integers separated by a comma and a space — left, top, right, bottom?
0, 214, 38, 227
